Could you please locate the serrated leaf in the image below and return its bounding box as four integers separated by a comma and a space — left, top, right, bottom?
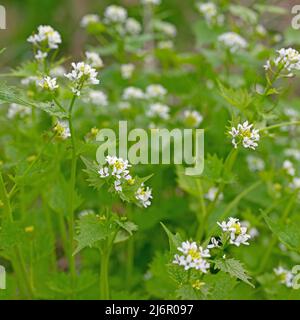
161, 222, 182, 253
219, 82, 253, 111
263, 215, 300, 251
74, 214, 113, 255
215, 258, 254, 288
114, 220, 138, 243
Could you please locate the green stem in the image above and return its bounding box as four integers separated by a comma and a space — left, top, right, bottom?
67, 94, 78, 297
260, 121, 300, 132
100, 246, 110, 300
195, 179, 207, 241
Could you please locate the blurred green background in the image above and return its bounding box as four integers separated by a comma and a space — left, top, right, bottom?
0, 0, 295, 68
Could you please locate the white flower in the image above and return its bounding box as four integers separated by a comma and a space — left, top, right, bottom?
7, 103, 31, 119
50, 66, 66, 77
274, 267, 294, 288
289, 177, 300, 190
155, 21, 177, 38
21, 76, 39, 86
256, 24, 267, 37
218, 32, 247, 53
88, 90, 108, 106
27, 25, 62, 50
204, 187, 223, 202
125, 18, 142, 35
38, 76, 59, 91
183, 110, 203, 127
78, 209, 95, 217
114, 180, 123, 192
54, 120, 71, 140
283, 160, 295, 176
246, 156, 265, 172
135, 184, 153, 208
285, 149, 300, 161
158, 40, 174, 49
80, 14, 100, 27
35, 50, 48, 60
217, 217, 251, 247
121, 64, 135, 79
64, 62, 99, 95
104, 5, 127, 24
141, 0, 161, 5
207, 237, 220, 249
197, 3, 225, 26
122, 87, 144, 100
106, 156, 131, 180
146, 84, 167, 99
85, 51, 103, 69
240, 221, 259, 239
264, 48, 300, 74
98, 167, 109, 178
229, 121, 260, 150
147, 103, 170, 120
173, 241, 210, 273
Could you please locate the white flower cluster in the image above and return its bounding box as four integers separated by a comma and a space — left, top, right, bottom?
7, 103, 31, 119
229, 121, 260, 150
125, 18, 142, 36
87, 90, 108, 106
217, 217, 251, 247
283, 160, 295, 176
104, 5, 128, 24
101, 5, 142, 36
196, 2, 224, 26
98, 156, 153, 207
264, 48, 300, 75
274, 267, 294, 288
85, 51, 104, 69
53, 120, 71, 140
183, 110, 203, 127
80, 14, 100, 27
173, 241, 210, 273
122, 87, 145, 100
155, 21, 177, 38
64, 62, 99, 96
27, 25, 62, 59
121, 64, 135, 79
141, 0, 161, 5
38, 76, 59, 91
135, 184, 153, 208
147, 103, 170, 120
218, 32, 247, 53
146, 84, 167, 99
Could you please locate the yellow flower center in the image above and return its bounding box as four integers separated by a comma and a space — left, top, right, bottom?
232, 223, 241, 235
114, 161, 124, 170
188, 249, 201, 260
241, 129, 251, 138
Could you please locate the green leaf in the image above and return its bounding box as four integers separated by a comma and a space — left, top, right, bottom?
74, 214, 113, 255
219, 82, 253, 111
215, 258, 254, 287
263, 215, 300, 251
114, 220, 138, 243
160, 222, 182, 253
81, 156, 105, 190
176, 166, 199, 197
0, 219, 25, 251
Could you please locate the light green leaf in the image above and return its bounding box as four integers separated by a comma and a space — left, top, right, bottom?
215, 258, 254, 287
